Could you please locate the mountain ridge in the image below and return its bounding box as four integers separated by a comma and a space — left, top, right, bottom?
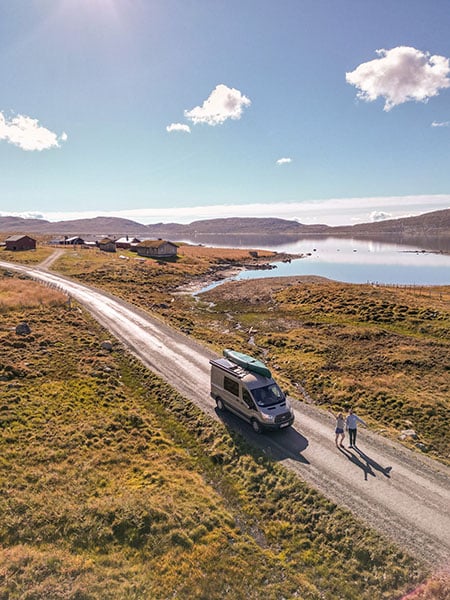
0, 209, 448, 238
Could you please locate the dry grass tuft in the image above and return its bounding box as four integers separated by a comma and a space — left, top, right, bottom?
0, 278, 67, 312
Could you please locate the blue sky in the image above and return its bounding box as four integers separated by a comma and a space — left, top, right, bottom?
0, 0, 449, 225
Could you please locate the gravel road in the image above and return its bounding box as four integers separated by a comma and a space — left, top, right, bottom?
2, 259, 450, 569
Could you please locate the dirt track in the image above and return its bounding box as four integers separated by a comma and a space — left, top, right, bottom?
2, 258, 450, 569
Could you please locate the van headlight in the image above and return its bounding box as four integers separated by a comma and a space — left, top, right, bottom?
261, 413, 275, 422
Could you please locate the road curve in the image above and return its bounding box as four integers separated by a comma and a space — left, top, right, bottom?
2, 259, 450, 569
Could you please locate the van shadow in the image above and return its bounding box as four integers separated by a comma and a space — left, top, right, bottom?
215, 408, 310, 464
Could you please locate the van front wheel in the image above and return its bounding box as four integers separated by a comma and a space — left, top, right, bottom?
216, 397, 225, 411
251, 419, 262, 434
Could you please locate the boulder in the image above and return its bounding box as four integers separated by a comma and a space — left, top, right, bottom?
16, 322, 31, 335
399, 429, 417, 440
101, 340, 113, 352
415, 442, 429, 453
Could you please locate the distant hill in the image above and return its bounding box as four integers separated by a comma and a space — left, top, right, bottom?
0, 209, 448, 243
144, 217, 330, 238
0, 216, 150, 236
0, 216, 54, 233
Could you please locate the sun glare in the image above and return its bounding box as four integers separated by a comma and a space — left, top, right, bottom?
58, 0, 128, 25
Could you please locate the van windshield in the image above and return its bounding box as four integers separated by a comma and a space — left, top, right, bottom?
251, 384, 284, 407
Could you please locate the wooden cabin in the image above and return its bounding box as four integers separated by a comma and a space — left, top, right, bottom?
97, 237, 116, 253
136, 239, 178, 258
115, 236, 141, 249
5, 235, 36, 251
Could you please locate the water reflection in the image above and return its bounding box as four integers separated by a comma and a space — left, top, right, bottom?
182, 233, 450, 254
191, 236, 450, 287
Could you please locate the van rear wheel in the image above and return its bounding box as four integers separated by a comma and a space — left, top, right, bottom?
251, 419, 262, 434
216, 397, 225, 411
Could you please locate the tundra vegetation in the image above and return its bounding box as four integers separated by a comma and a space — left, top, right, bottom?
50, 245, 450, 463
0, 272, 428, 599
0, 246, 54, 265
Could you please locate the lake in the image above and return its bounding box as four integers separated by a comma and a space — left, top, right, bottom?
193, 236, 450, 288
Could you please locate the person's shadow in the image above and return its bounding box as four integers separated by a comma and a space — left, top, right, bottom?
353, 446, 392, 478
338, 446, 375, 481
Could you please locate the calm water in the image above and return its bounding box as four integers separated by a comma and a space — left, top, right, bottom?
196, 237, 450, 289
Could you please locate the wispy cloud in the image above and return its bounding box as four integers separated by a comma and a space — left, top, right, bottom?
184, 84, 251, 126
431, 120, 450, 127
0, 111, 67, 151
346, 46, 450, 111
276, 157, 292, 165
166, 123, 191, 133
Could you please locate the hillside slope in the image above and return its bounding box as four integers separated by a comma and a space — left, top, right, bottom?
0, 209, 448, 240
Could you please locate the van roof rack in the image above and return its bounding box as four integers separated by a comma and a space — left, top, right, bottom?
210, 357, 250, 379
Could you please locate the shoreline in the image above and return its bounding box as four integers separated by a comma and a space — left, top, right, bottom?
174, 251, 303, 295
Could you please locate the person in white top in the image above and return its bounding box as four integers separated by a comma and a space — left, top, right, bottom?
329, 410, 346, 448
346, 408, 367, 448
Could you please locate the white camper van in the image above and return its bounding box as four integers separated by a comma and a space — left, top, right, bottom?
210, 349, 295, 433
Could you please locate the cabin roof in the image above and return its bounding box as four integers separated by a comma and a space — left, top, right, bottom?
6, 234, 34, 242
137, 239, 177, 249
116, 236, 140, 244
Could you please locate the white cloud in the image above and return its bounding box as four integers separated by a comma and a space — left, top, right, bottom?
346, 46, 450, 111
0, 112, 67, 151
166, 123, 191, 133
431, 120, 450, 127
370, 211, 393, 222
276, 157, 292, 165
184, 84, 251, 126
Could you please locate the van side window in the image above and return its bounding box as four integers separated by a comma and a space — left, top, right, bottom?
224, 376, 239, 397
242, 390, 254, 408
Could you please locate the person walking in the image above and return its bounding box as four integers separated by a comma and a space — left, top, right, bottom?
330, 410, 346, 448
346, 408, 367, 448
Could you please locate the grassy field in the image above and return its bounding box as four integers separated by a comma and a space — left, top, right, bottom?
0, 273, 426, 599
47, 247, 450, 464
0, 246, 55, 265
197, 278, 450, 463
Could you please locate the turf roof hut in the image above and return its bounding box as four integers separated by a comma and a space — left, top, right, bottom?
97, 237, 116, 253
5, 235, 36, 251
136, 239, 178, 258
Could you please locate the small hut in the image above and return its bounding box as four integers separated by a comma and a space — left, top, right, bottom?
136, 240, 178, 258
64, 236, 85, 245
97, 237, 116, 253
5, 235, 36, 251
115, 236, 141, 250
